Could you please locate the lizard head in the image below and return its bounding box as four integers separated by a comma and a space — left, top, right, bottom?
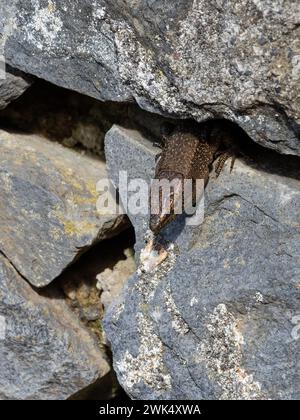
149, 172, 184, 235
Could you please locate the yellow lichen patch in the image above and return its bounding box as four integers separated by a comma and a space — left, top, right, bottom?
49, 226, 63, 241
60, 178, 98, 208
235, 201, 241, 210
290, 221, 300, 229
52, 202, 98, 237
70, 194, 97, 206
270, 49, 293, 84
48, 0, 56, 13
86, 179, 98, 198
139, 303, 149, 313
62, 219, 97, 237
55, 165, 84, 192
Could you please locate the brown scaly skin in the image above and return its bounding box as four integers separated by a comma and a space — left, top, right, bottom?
149, 123, 235, 234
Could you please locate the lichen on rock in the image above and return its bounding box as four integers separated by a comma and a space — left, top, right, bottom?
1, 0, 299, 154
104, 124, 300, 400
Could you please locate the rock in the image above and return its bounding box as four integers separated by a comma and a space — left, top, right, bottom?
0, 66, 32, 110
0, 129, 127, 288
59, 229, 135, 344
96, 247, 136, 309
0, 253, 110, 400
104, 125, 300, 400
1, 1, 299, 155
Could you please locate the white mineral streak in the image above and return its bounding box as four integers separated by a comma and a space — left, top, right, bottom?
0, 2, 17, 66
116, 235, 176, 391
26, 0, 63, 51
117, 312, 172, 391
254, 292, 264, 303
196, 304, 263, 400
114, 21, 184, 113
164, 287, 190, 335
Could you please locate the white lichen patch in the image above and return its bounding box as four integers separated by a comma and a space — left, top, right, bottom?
0, 171, 13, 192
190, 296, 198, 307
196, 304, 264, 400
114, 22, 185, 114
164, 287, 189, 335
0, 2, 18, 56
111, 302, 125, 324
93, 4, 106, 21
116, 312, 172, 392
26, 0, 63, 50
254, 292, 264, 303
116, 234, 177, 392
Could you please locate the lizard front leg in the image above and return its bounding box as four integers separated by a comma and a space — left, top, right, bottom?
215, 151, 236, 177
209, 126, 239, 177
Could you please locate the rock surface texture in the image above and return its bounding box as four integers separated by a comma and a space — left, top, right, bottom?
104, 125, 300, 400
0, 0, 299, 155
0, 67, 32, 110
0, 253, 110, 400
0, 129, 125, 288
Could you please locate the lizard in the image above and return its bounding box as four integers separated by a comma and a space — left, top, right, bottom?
149, 122, 236, 235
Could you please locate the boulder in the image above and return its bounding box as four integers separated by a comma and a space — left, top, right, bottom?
0, 67, 32, 110
104, 125, 300, 400
96, 247, 136, 310
0, 253, 110, 400
0, 0, 299, 155
0, 130, 126, 287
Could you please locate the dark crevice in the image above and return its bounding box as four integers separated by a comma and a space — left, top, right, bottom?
0, 79, 169, 156
1, 79, 300, 184
38, 226, 136, 401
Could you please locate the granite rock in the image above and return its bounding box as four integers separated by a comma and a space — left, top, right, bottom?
0, 129, 126, 287
0, 67, 32, 110
96, 247, 136, 310
104, 125, 300, 400
0, 253, 110, 400
0, 1, 299, 155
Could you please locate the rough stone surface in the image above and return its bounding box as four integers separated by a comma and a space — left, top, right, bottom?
0, 253, 110, 400
59, 229, 135, 345
1, 0, 299, 155
0, 67, 32, 110
104, 125, 300, 400
0, 129, 126, 288
96, 247, 136, 310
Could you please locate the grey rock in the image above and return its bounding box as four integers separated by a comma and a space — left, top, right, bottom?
0, 253, 110, 400
1, 1, 299, 155
104, 125, 300, 400
96, 247, 136, 310
0, 129, 126, 287
0, 67, 32, 110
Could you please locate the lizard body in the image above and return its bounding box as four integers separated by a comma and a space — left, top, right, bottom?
149, 124, 234, 234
